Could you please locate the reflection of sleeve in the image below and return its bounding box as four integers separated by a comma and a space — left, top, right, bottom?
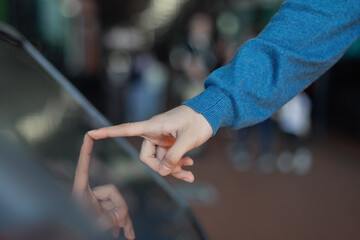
184, 0, 360, 134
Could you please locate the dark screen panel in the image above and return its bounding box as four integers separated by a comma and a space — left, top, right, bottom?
0, 27, 204, 240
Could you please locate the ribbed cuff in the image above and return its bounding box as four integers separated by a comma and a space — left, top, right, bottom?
183, 86, 232, 135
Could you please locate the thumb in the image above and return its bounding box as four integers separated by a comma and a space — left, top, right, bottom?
158, 131, 196, 176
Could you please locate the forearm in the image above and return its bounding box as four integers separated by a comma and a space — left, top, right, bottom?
185, 0, 360, 134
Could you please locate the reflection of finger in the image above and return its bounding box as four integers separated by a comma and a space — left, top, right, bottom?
88, 121, 147, 140
73, 134, 93, 192
124, 216, 136, 240
98, 207, 121, 230
97, 204, 135, 239
171, 169, 195, 183
100, 200, 114, 211
93, 185, 128, 221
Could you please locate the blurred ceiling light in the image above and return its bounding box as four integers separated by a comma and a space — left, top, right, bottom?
15, 95, 71, 144
137, 0, 188, 32
60, 0, 81, 18
216, 12, 240, 37
108, 51, 132, 74
104, 27, 151, 50
109, 160, 150, 181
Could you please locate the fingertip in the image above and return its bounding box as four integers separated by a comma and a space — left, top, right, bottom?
188, 159, 194, 166
172, 170, 195, 183
84, 133, 93, 143
124, 217, 135, 239
87, 130, 98, 139
86, 131, 95, 140
131, 228, 136, 239
181, 157, 194, 166
125, 228, 136, 240
183, 173, 195, 183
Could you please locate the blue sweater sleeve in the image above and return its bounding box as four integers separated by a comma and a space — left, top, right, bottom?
184, 0, 360, 134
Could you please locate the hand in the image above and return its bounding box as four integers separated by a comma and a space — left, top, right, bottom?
88, 105, 213, 182
73, 134, 135, 239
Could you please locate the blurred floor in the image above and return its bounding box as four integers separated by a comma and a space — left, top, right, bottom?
165, 132, 360, 240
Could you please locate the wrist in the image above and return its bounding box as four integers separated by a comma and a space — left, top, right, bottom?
183, 86, 232, 135
181, 105, 213, 137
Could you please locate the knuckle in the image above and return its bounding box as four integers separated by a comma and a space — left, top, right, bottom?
150, 113, 164, 121
151, 114, 167, 128
165, 152, 179, 165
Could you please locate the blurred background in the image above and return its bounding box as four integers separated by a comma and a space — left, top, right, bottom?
1, 0, 360, 239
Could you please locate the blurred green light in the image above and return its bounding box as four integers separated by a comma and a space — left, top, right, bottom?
216, 12, 240, 37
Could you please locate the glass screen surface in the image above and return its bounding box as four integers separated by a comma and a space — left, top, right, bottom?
0, 34, 203, 240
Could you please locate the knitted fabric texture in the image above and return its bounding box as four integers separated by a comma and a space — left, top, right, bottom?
184, 0, 360, 135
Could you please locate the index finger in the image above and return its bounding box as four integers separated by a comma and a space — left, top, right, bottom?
73, 134, 94, 192
88, 121, 147, 140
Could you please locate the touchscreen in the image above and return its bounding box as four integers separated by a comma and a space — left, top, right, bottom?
0, 29, 204, 240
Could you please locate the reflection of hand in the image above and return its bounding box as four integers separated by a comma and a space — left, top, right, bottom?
73, 134, 135, 239
88, 105, 213, 182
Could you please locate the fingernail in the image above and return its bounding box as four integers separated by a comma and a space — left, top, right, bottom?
85, 132, 93, 140
182, 177, 192, 183
87, 130, 96, 136
159, 165, 171, 176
